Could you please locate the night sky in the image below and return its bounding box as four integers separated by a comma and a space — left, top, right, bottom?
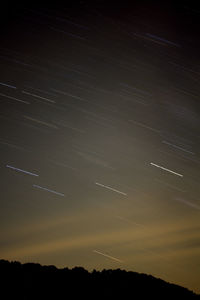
1, 0, 200, 293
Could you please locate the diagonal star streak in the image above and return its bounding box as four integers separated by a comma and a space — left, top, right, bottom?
33, 184, 65, 197
150, 162, 183, 177
93, 250, 123, 263
6, 165, 39, 177
95, 182, 127, 196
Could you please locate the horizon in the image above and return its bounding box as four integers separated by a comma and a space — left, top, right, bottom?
1, 258, 199, 296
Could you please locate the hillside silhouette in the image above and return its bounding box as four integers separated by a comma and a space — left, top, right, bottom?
0, 259, 199, 299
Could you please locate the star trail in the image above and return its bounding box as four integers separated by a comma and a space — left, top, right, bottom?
0, 0, 200, 294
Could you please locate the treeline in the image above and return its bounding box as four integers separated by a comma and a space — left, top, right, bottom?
0, 259, 199, 299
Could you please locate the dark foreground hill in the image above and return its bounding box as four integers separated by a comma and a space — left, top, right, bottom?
0, 259, 199, 299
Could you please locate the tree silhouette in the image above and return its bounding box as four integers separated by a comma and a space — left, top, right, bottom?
0, 259, 199, 299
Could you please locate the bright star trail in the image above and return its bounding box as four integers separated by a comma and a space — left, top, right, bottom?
32, 184, 65, 197
0, 82, 17, 89
6, 165, 39, 177
150, 162, 183, 177
0, 0, 200, 294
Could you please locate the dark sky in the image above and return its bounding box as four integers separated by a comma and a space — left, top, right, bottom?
0, 0, 200, 293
